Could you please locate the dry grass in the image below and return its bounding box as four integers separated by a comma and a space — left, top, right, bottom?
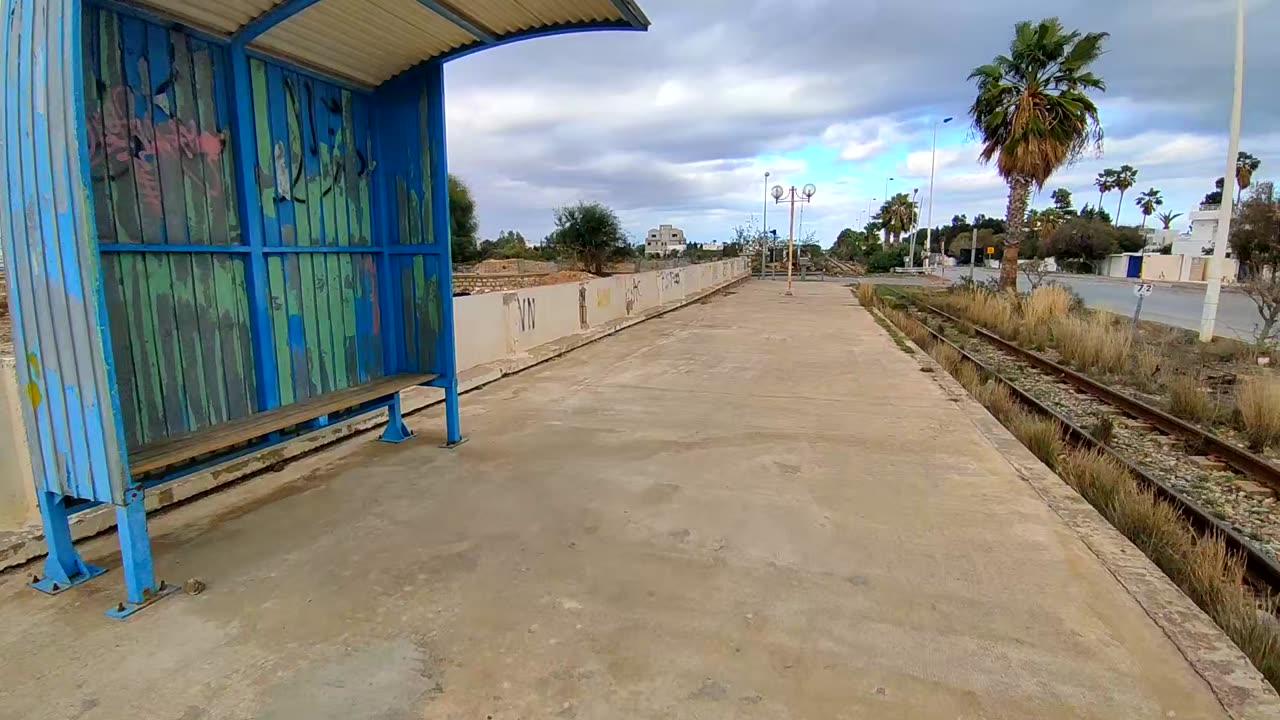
955, 290, 1017, 337
1008, 409, 1065, 469
1167, 376, 1220, 426
974, 380, 1018, 421
929, 342, 962, 374
1130, 348, 1162, 392
1022, 285, 1073, 330
1237, 375, 1280, 451
1056, 446, 1280, 690
954, 362, 982, 392
855, 282, 877, 309
1052, 315, 1132, 374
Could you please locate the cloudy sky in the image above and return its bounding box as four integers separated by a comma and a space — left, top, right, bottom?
444, 0, 1280, 248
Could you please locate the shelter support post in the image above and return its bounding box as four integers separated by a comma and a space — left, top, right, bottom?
29, 492, 106, 595
105, 491, 179, 619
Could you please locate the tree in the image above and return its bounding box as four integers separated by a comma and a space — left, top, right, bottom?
1095, 169, 1116, 209
1135, 188, 1163, 228
1042, 218, 1117, 273
449, 174, 482, 263
548, 202, 627, 274
1229, 187, 1280, 345
875, 193, 918, 243
1237, 151, 1262, 203
969, 18, 1107, 290
1077, 203, 1112, 224
1051, 187, 1075, 214
1156, 211, 1183, 230
1112, 164, 1137, 224
1204, 177, 1225, 206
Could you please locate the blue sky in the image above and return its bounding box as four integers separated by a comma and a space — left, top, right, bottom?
444, 0, 1280, 249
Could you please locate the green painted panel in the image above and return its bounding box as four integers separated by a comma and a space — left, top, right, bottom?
191, 255, 228, 424
251, 58, 276, 228
325, 254, 349, 389
101, 256, 142, 450
299, 253, 322, 399
267, 256, 294, 407
340, 255, 359, 385
172, 32, 210, 247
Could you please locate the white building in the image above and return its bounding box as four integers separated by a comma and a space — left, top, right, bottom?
1173, 203, 1222, 257
645, 224, 687, 256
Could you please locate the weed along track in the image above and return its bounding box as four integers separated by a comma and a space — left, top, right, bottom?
864, 284, 1280, 690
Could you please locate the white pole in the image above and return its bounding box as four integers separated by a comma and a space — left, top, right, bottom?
761, 172, 770, 279
1200, 0, 1246, 342
925, 118, 951, 272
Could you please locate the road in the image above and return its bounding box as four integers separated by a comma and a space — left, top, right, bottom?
960, 266, 1261, 340
0, 281, 1256, 719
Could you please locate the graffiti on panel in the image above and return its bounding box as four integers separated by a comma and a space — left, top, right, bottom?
87, 82, 227, 213
518, 297, 537, 333
624, 278, 642, 315
660, 270, 682, 291
268, 78, 369, 206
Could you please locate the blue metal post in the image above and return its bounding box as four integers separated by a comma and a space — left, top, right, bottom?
104, 490, 178, 619
29, 492, 105, 594
424, 63, 465, 447
227, 44, 281, 413
379, 392, 414, 443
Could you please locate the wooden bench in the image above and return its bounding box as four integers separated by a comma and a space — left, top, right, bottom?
129, 373, 437, 477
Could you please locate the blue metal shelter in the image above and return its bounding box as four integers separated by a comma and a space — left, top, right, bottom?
0, 0, 648, 618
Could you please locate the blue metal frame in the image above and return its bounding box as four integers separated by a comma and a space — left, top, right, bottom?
30, 492, 106, 594
233, 0, 324, 44
379, 393, 415, 443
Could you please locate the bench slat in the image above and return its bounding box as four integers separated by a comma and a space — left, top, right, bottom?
129, 373, 437, 477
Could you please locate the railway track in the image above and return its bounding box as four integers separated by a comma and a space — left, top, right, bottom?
877, 288, 1280, 591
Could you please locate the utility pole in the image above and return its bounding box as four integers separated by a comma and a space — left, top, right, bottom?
925, 117, 954, 273
970, 228, 977, 284
1200, 0, 1246, 341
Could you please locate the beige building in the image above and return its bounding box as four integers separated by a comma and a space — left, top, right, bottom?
645, 224, 687, 256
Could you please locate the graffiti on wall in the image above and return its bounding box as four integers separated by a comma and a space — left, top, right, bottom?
518, 296, 537, 333
624, 278, 642, 315
660, 270, 682, 292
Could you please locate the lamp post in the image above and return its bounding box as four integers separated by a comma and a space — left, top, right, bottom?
1201, 0, 1246, 341
924, 116, 954, 273
761, 171, 771, 279
773, 183, 817, 296
905, 188, 920, 269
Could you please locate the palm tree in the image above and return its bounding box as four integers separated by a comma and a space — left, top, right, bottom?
876, 193, 918, 243
1112, 164, 1137, 224
1051, 187, 1074, 213
1135, 188, 1163, 228
969, 18, 1108, 290
1237, 151, 1262, 203
1156, 211, 1182, 230
1095, 169, 1115, 208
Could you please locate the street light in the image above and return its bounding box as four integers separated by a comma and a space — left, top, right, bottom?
924, 116, 954, 273
761, 171, 771, 279
772, 183, 816, 296
1201, 0, 1245, 341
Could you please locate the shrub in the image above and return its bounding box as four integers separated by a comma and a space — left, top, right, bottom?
1023, 285, 1073, 329
1052, 316, 1131, 374
1167, 377, 1219, 425
954, 362, 983, 392
974, 380, 1018, 421
1130, 348, 1161, 391
1236, 375, 1280, 451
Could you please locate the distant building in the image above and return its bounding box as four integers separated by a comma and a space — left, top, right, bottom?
700, 242, 724, 253
1177, 203, 1222, 257
645, 224, 687, 256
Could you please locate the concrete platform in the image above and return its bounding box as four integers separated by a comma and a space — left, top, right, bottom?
0, 281, 1266, 719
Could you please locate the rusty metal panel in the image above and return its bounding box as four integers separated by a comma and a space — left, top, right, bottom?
0, 0, 131, 504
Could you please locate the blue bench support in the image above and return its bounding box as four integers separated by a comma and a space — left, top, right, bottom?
379, 393, 415, 444
29, 492, 106, 595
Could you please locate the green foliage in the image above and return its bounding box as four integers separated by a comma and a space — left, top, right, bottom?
1157, 211, 1183, 230
548, 202, 628, 274
1230, 187, 1280, 344
1136, 188, 1163, 227
1042, 217, 1122, 271
832, 227, 884, 263
449, 174, 482, 263
875, 193, 919, 243
1051, 187, 1074, 213
1237, 151, 1262, 200
1111, 164, 1138, 223
868, 245, 908, 273
1077, 203, 1112, 224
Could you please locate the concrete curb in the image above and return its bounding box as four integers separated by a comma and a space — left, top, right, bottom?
0, 274, 749, 572
865, 303, 1280, 720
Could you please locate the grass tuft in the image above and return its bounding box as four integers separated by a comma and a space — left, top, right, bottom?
974, 380, 1018, 421
1237, 375, 1280, 451
929, 342, 962, 374
1167, 376, 1219, 426
1021, 285, 1074, 343
1052, 315, 1132, 374
1008, 409, 1065, 469
856, 283, 877, 309
954, 362, 982, 393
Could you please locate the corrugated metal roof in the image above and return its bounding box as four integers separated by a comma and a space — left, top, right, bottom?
252, 0, 475, 86
111, 0, 647, 86
129, 0, 281, 34
461, 0, 624, 34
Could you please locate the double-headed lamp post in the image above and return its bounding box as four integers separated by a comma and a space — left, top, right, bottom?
772, 183, 817, 296
761, 171, 771, 279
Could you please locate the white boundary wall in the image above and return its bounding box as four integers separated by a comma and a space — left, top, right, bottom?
0, 258, 749, 550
